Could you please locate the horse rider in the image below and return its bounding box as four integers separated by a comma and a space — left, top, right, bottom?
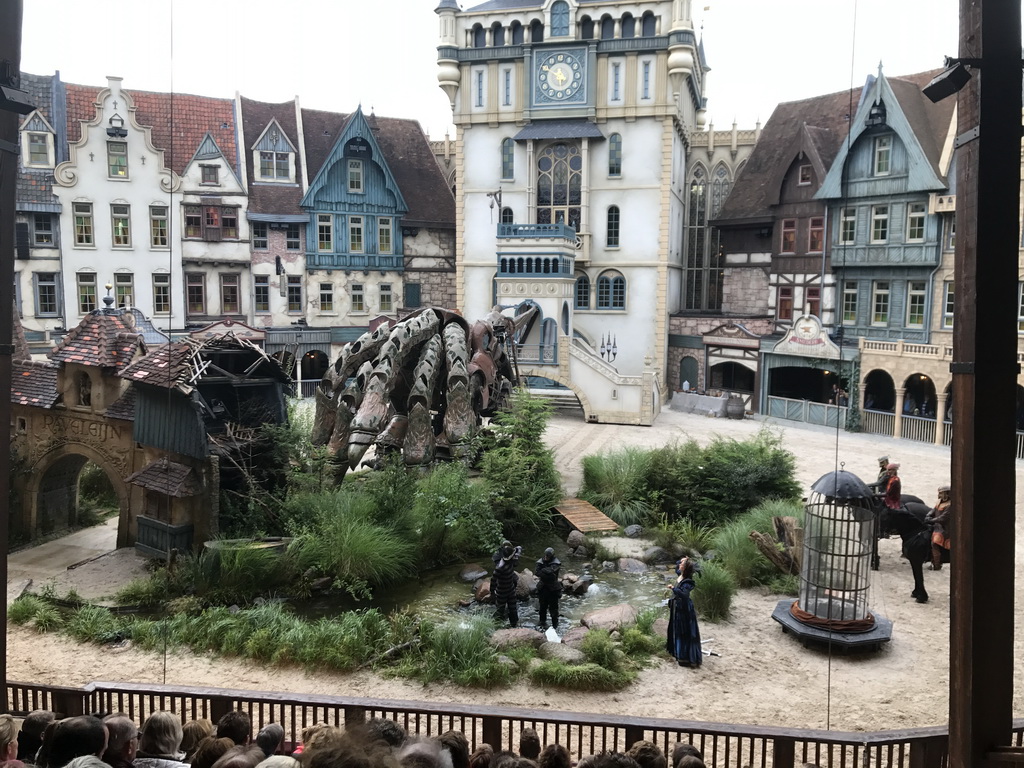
868, 455, 890, 492
882, 462, 902, 511
925, 485, 952, 570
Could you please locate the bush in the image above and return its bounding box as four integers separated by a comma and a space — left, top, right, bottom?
8, 595, 43, 625
33, 605, 64, 633
580, 629, 624, 671
579, 448, 658, 526
620, 626, 661, 657
711, 499, 805, 588
652, 519, 716, 555
66, 605, 122, 643
416, 616, 511, 687
414, 463, 503, 565
692, 560, 737, 622
529, 661, 634, 691
769, 574, 800, 596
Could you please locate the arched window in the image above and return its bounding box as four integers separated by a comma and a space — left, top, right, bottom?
606, 206, 620, 247
536, 142, 582, 231
492, 23, 505, 46
500, 207, 514, 224
551, 0, 570, 36
501, 138, 515, 180
608, 133, 622, 176
77, 371, 92, 407
472, 24, 486, 48
580, 16, 595, 39
597, 271, 626, 309
710, 163, 732, 218
510, 21, 524, 44
641, 12, 656, 36
575, 273, 590, 309
621, 13, 635, 38
600, 16, 615, 39
530, 19, 544, 42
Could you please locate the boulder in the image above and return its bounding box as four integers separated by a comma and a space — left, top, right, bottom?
311, 577, 334, 592
624, 524, 644, 538
490, 628, 546, 651
618, 557, 648, 574
538, 642, 586, 664
563, 572, 579, 584
460, 563, 489, 582
527, 657, 546, 673
569, 575, 594, 596
574, 545, 591, 559
567, 530, 587, 549
516, 569, 538, 598
561, 626, 590, 649
600, 561, 616, 572
473, 577, 492, 603
653, 618, 669, 638
581, 603, 639, 631
496, 655, 520, 672
642, 546, 672, 564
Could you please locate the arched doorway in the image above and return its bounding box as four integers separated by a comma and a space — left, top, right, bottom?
678, 356, 698, 391
33, 450, 127, 538
863, 369, 896, 412
902, 373, 938, 417
299, 350, 330, 398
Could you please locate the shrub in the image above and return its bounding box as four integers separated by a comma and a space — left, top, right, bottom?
414, 463, 502, 565
416, 616, 511, 687
8, 595, 43, 625
580, 629, 624, 670
579, 448, 658, 526
66, 605, 122, 643
769, 574, 800, 596
529, 661, 634, 691
711, 499, 805, 588
32, 605, 64, 633
652, 519, 716, 554
620, 626, 661, 657
116, 575, 170, 607
691, 560, 737, 622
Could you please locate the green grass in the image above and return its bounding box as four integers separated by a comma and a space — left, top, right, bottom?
529, 661, 635, 691
581, 629, 626, 670
66, 604, 123, 643
416, 616, 512, 687
33, 605, 65, 633
691, 560, 738, 622
8, 595, 43, 625
579, 448, 659, 526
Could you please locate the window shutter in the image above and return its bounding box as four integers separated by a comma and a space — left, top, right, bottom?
404, 282, 421, 308
15, 222, 30, 259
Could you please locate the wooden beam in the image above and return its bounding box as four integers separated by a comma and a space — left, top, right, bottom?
949, 2, 1021, 766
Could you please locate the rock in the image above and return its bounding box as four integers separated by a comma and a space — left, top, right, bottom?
624, 524, 644, 538
496, 655, 520, 672
570, 575, 594, 596
527, 657, 546, 673
516, 569, 538, 598
561, 627, 589, 649
563, 572, 579, 584
538, 642, 586, 664
574, 545, 591, 559
458, 599, 473, 608
460, 563, 489, 582
582, 603, 639, 631
490, 628, 546, 651
600, 561, 616, 572
617, 557, 648, 574
228, 604, 241, 614
642, 546, 672, 564
473, 578, 492, 603
311, 577, 333, 592
653, 618, 669, 638
609, 630, 621, 641
253, 596, 266, 606
567, 530, 587, 549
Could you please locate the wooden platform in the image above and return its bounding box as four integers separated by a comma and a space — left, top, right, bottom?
554, 497, 619, 532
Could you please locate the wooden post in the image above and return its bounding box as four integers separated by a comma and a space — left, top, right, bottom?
908, 736, 946, 768
771, 737, 795, 768
481, 716, 503, 751
209, 697, 234, 729
343, 706, 366, 729
0, 0, 24, 714
948, 1, 1021, 766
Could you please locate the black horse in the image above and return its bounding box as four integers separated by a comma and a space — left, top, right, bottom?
877, 497, 948, 603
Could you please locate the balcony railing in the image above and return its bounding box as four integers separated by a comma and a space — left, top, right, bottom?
497, 223, 577, 241
497, 255, 574, 277
6, 680, 1024, 768
515, 343, 557, 365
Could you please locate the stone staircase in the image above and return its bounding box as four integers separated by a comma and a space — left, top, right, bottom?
527, 387, 584, 416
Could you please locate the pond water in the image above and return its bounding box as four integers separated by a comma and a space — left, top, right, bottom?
295, 535, 676, 632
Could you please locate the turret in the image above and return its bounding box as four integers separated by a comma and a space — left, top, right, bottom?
436, 0, 462, 110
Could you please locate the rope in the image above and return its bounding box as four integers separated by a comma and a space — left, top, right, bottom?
790, 600, 877, 633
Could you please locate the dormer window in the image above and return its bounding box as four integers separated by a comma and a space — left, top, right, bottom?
798, 164, 812, 185
27, 133, 50, 166
108, 141, 128, 178
201, 164, 220, 185
551, 0, 570, 36
253, 121, 297, 183
348, 160, 364, 193
20, 112, 56, 168
873, 135, 892, 176
259, 151, 289, 181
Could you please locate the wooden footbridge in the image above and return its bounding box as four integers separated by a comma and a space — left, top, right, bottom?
554, 497, 619, 532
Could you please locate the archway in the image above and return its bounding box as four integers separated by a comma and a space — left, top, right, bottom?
901, 372, 938, 417
31, 447, 128, 539
709, 361, 755, 394
678, 356, 698, 391
863, 369, 896, 412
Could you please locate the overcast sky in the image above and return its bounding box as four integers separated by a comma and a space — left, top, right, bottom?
19, 0, 960, 140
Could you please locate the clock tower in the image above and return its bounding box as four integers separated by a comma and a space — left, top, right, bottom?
437, 0, 707, 425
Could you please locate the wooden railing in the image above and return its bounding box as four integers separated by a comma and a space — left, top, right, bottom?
10, 680, 1024, 768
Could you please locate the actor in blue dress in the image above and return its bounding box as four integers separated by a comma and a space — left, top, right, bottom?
666, 557, 702, 667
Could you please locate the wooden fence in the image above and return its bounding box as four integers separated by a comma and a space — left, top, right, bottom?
8, 680, 1024, 768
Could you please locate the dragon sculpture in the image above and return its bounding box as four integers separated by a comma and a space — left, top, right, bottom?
311, 305, 538, 475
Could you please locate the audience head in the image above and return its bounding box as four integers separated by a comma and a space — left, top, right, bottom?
580, 753, 640, 768
437, 731, 468, 768
670, 744, 702, 768
468, 743, 493, 768
255, 725, 284, 759
210, 745, 266, 768
0, 713, 19, 762
304, 730, 396, 768
101, 715, 139, 765
256, 758, 300, 768
182, 720, 214, 761
674, 758, 705, 768
365, 719, 406, 749
19, 710, 56, 763
627, 741, 666, 768
216, 712, 252, 747
398, 738, 445, 768
138, 711, 183, 758
47, 715, 108, 768
518, 730, 540, 762
537, 744, 571, 768
191, 737, 236, 768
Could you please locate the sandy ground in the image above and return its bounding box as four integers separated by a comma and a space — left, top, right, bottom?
8, 407, 1021, 732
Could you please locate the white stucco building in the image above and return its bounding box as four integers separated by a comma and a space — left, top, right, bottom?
438, 0, 708, 424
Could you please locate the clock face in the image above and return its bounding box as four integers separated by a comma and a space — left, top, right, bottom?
537, 51, 584, 102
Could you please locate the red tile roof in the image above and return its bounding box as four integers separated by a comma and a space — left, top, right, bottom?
127, 457, 203, 497
50, 308, 146, 371
11, 360, 59, 408
65, 83, 237, 176
119, 342, 193, 389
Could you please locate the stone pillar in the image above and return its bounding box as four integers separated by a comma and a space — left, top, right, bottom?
894, 387, 905, 439
934, 391, 948, 446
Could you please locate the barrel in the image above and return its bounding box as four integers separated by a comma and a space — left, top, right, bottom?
725, 395, 745, 420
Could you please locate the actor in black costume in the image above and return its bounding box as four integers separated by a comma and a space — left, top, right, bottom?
491, 540, 522, 627
535, 547, 561, 630
666, 557, 702, 668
